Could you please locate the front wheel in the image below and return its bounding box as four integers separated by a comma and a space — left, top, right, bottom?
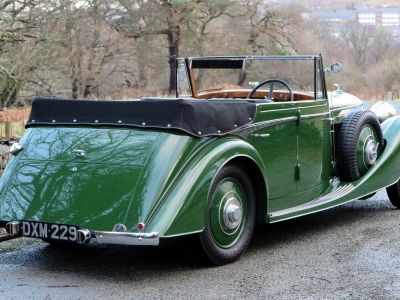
387, 179, 400, 208
199, 162, 256, 265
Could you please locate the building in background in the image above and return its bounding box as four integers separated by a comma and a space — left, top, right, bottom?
356, 8, 400, 27
303, 7, 400, 37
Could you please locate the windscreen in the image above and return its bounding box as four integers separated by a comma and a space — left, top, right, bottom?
192, 58, 318, 97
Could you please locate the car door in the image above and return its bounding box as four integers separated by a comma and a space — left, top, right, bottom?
297, 100, 331, 194
251, 102, 299, 202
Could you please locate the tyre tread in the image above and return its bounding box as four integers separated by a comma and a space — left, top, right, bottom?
199, 162, 256, 265
337, 110, 383, 182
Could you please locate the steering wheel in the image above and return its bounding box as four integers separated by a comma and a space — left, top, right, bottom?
247, 79, 294, 101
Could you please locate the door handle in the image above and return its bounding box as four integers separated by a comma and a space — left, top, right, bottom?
253, 134, 270, 138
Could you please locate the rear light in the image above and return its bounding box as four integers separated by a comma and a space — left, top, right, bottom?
137, 222, 145, 231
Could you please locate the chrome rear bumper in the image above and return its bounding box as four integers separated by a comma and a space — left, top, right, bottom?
93, 230, 159, 246
4, 221, 159, 246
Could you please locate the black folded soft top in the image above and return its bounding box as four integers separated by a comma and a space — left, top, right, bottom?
26, 98, 257, 137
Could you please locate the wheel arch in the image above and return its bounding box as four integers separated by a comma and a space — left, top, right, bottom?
226, 156, 268, 224
146, 138, 267, 237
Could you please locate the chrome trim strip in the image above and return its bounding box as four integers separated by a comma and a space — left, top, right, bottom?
231, 116, 297, 139
301, 112, 329, 120
253, 133, 270, 138
258, 103, 327, 113
232, 111, 328, 139
94, 230, 159, 246
330, 104, 362, 112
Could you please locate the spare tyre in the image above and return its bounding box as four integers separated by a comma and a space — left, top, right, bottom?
337, 110, 383, 182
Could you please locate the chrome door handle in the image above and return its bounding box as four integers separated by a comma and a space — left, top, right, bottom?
253, 134, 270, 138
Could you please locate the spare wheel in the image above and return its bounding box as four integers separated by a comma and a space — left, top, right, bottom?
337, 110, 383, 182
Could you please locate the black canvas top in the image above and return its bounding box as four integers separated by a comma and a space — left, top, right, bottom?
26, 98, 257, 137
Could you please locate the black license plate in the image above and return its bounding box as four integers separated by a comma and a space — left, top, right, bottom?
20, 220, 79, 242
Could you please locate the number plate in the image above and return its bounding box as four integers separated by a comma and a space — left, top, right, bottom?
20, 220, 79, 242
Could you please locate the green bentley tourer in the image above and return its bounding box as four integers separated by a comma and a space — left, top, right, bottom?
1, 55, 399, 265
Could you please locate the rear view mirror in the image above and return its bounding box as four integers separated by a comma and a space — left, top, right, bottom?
330, 62, 342, 73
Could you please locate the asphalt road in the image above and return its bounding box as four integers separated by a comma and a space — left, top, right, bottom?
0, 190, 399, 299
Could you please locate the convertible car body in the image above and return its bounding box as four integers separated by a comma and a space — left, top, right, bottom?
1, 55, 400, 265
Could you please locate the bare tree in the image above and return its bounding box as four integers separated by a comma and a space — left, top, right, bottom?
0, 0, 37, 54
234, 1, 302, 85
370, 28, 394, 64
106, 0, 239, 94
244, 1, 302, 55
0, 1, 37, 107
340, 21, 375, 67
367, 52, 400, 93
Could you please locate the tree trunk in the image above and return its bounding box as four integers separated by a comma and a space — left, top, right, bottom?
166, 29, 179, 95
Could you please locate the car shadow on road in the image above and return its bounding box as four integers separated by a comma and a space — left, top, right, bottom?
248, 195, 396, 252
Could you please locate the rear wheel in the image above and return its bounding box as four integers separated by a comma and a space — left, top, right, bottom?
199, 163, 256, 265
338, 110, 383, 182
387, 179, 400, 208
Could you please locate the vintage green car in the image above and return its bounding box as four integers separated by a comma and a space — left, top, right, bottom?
1, 55, 400, 265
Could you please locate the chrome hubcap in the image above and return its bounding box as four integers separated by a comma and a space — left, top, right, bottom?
223, 198, 242, 229
365, 140, 378, 165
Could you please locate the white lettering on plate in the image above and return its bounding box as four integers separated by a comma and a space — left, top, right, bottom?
22, 221, 30, 236
31, 222, 39, 237
51, 224, 60, 240
39, 223, 47, 238
59, 225, 68, 240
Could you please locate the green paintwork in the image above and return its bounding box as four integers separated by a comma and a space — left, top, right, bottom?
269, 115, 400, 223
0, 55, 399, 248
147, 138, 265, 237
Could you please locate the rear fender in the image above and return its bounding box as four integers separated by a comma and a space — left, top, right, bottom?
145, 138, 266, 237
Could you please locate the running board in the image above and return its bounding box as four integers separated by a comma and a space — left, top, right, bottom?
269, 183, 356, 223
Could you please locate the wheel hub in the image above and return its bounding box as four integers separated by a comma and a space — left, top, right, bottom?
365, 140, 378, 165
223, 198, 242, 229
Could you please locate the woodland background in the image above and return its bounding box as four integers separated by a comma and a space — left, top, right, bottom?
1, 0, 400, 110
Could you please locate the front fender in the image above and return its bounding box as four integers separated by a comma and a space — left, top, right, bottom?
329, 115, 400, 204
145, 138, 266, 237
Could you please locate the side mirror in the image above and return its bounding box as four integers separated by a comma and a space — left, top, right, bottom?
330, 62, 342, 73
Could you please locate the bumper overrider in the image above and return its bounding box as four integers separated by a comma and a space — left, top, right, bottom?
2, 221, 159, 246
